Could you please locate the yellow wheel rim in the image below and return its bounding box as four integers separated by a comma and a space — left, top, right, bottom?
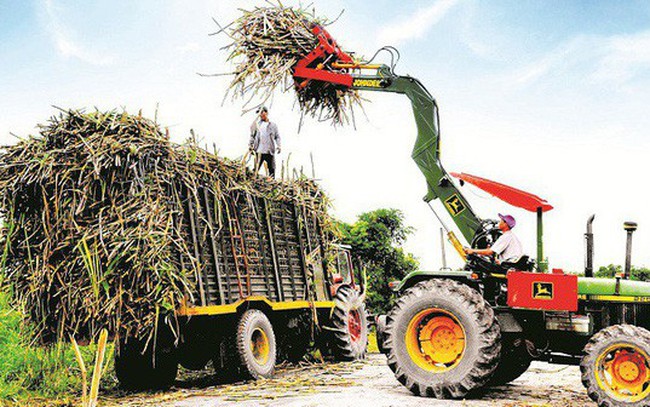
595, 343, 650, 402
250, 327, 270, 365
405, 308, 465, 372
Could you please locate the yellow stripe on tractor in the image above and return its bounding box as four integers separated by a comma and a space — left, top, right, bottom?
579, 294, 650, 304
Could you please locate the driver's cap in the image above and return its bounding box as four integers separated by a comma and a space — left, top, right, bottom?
498, 213, 516, 229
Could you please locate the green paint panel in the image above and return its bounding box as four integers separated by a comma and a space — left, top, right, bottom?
352, 67, 483, 245
578, 277, 650, 297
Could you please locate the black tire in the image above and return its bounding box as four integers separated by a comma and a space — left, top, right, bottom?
235, 309, 276, 379
376, 315, 388, 355
487, 337, 531, 386
384, 279, 501, 399
115, 337, 178, 391
581, 324, 650, 407
329, 286, 369, 361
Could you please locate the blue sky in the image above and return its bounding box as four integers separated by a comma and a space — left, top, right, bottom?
2, 1, 650, 271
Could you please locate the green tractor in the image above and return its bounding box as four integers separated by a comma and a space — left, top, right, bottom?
290, 26, 650, 405
378, 210, 650, 406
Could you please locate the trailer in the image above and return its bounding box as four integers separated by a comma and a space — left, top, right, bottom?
114, 184, 369, 390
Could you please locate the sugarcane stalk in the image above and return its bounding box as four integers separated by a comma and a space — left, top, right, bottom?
88, 329, 108, 407
70, 336, 88, 405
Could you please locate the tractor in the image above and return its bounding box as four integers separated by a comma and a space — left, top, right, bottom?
291, 23, 650, 406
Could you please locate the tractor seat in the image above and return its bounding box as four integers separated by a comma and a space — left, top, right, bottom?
500, 255, 535, 272
465, 254, 535, 276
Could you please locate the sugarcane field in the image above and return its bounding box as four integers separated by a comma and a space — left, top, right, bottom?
2, 2, 650, 407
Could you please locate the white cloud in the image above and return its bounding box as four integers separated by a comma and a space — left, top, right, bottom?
43, 0, 114, 65
593, 30, 650, 83
377, 0, 460, 46
513, 37, 587, 85
510, 30, 650, 87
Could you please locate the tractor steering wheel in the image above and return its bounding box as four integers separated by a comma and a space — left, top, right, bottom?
465, 253, 499, 275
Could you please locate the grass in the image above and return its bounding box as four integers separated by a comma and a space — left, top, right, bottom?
0, 290, 117, 406
0, 282, 381, 406
367, 330, 379, 354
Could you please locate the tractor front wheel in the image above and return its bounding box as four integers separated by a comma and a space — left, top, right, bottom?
384, 279, 501, 398
328, 286, 369, 361
581, 324, 650, 406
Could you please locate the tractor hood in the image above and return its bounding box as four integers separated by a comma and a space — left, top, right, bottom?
578, 277, 650, 298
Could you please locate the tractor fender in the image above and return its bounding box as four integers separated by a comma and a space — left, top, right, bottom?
395, 269, 478, 293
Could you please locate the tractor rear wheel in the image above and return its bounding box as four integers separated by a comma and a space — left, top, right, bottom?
487, 337, 532, 386
235, 309, 276, 379
328, 286, 369, 361
581, 324, 650, 406
384, 279, 501, 398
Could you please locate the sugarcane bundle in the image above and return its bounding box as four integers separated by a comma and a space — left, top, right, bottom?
219, 3, 363, 125
0, 109, 333, 345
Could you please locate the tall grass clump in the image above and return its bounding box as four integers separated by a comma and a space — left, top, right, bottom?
0, 290, 116, 404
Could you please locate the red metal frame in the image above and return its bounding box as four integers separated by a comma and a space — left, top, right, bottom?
450, 172, 553, 213
292, 24, 354, 88
507, 271, 578, 312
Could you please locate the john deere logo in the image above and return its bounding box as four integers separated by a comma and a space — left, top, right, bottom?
352, 78, 383, 88
444, 195, 466, 217
533, 282, 554, 300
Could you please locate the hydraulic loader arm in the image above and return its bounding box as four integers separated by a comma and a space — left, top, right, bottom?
346, 66, 483, 244
292, 25, 487, 247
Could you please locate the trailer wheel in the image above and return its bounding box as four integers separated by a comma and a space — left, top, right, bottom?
487, 338, 531, 386
384, 279, 501, 399
581, 324, 650, 406
115, 338, 178, 391
236, 309, 276, 379
329, 286, 369, 361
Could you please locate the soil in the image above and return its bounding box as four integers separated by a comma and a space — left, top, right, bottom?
101, 353, 592, 407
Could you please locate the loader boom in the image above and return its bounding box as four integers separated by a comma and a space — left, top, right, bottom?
348, 66, 483, 244
292, 25, 487, 246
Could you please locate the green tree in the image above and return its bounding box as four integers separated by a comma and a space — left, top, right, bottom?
595, 264, 650, 281
337, 208, 419, 314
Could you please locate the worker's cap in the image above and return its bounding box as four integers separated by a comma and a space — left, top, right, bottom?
256, 106, 268, 113
498, 213, 516, 229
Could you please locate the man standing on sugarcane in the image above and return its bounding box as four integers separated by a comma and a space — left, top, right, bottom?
249, 106, 281, 177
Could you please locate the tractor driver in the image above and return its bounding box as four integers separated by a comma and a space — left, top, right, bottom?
464, 214, 523, 264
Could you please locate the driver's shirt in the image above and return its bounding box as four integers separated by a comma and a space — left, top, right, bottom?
491, 230, 523, 263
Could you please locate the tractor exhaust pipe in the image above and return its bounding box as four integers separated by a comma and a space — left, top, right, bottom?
623, 221, 638, 280
584, 214, 595, 277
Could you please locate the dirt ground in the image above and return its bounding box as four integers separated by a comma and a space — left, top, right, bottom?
102, 353, 593, 407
